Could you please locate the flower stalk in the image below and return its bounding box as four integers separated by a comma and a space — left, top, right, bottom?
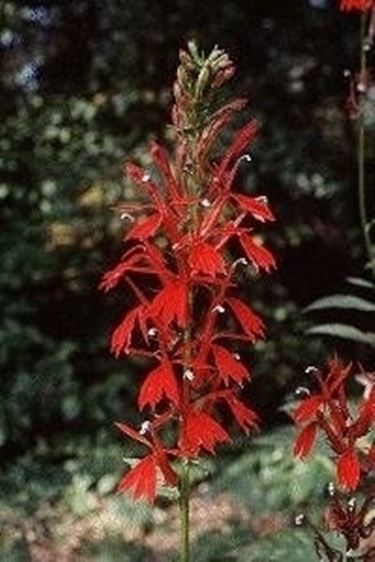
358, 11, 375, 277
179, 461, 190, 562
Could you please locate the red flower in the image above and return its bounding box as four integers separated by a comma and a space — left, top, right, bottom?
188, 240, 226, 277
293, 358, 375, 492
223, 394, 259, 433
148, 280, 188, 328
115, 421, 177, 502
111, 305, 145, 356
239, 233, 276, 273
293, 423, 318, 459
337, 449, 361, 491
212, 344, 249, 385
294, 396, 324, 424
340, 0, 374, 11
179, 411, 231, 456
138, 360, 179, 410
226, 297, 265, 340
232, 194, 275, 223
118, 455, 157, 502
125, 213, 162, 241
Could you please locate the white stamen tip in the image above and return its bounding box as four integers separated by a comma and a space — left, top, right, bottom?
183, 369, 195, 381
295, 386, 311, 398
238, 154, 252, 163
235, 257, 248, 267
142, 173, 151, 182
343, 69, 351, 78
147, 328, 158, 337
255, 195, 268, 205
233, 353, 241, 361
212, 305, 225, 314
140, 421, 151, 435
348, 497, 356, 511
357, 82, 366, 93
200, 198, 211, 208
327, 482, 336, 496
305, 366, 318, 375
120, 212, 135, 222
294, 513, 305, 527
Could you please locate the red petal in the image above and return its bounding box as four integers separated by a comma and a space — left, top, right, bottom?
114, 421, 152, 447
118, 456, 157, 502
293, 396, 323, 423
111, 306, 142, 356
179, 411, 230, 456
233, 194, 275, 222
293, 423, 318, 459
226, 297, 265, 340
217, 120, 258, 178
239, 233, 276, 273
138, 360, 179, 410
125, 213, 162, 241
188, 241, 226, 277
212, 344, 249, 385
337, 449, 361, 491
148, 280, 188, 328
150, 142, 180, 200
224, 394, 258, 433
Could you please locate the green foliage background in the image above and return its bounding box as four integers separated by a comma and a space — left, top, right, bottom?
0, 0, 374, 559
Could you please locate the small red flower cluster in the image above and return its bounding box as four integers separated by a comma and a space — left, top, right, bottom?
101, 44, 276, 502
340, 0, 374, 11
293, 357, 375, 491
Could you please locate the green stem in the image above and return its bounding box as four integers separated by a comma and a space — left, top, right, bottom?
358, 13, 375, 278
179, 462, 190, 562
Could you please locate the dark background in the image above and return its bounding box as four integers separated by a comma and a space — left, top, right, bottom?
0, 0, 374, 559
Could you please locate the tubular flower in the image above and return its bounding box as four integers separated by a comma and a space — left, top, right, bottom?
293, 357, 375, 492
101, 43, 276, 503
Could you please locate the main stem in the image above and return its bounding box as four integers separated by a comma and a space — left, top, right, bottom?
358, 12, 375, 278
179, 461, 190, 562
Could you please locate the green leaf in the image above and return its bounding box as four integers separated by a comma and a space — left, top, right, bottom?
306, 323, 375, 346
304, 294, 375, 313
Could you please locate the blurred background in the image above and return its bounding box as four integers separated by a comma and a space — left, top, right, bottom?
1, 0, 374, 560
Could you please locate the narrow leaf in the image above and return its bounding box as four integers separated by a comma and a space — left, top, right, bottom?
306, 324, 375, 347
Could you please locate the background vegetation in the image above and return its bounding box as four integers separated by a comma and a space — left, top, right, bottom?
1, 0, 374, 560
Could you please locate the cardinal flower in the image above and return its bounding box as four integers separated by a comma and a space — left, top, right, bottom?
293, 358, 375, 492
115, 421, 177, 502
101, 43, 276, 510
